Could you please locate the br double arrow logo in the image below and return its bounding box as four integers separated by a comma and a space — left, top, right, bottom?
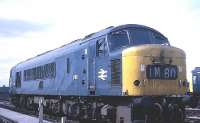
98, 68, 108, 80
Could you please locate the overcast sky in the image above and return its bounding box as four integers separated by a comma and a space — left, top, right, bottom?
0, 0, 199, 86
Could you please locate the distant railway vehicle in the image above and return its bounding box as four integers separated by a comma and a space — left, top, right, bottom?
192, 67, 200, 94
0, 86, 9, 100
9, 24, 196, 123
0, 86, 9, 94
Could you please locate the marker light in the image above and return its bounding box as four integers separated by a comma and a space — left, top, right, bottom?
140, 64, 145, 72
178, 80, 182, 88
134, 80, 140, 86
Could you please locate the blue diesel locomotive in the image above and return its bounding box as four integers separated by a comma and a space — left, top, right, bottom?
9, 24, 194, 123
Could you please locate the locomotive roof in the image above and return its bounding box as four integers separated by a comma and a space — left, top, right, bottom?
83, 24, 166, 41
13, 24, 166, 70
192, 67, 200, 73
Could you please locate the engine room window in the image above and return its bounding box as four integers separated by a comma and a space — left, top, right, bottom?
50, 63, 56, 77
23, 62, 56, 81
67, 58, 70, 73
108, 30, 129, 51
44, 64, 48, 78
96, 38, 107, 57
129, 28, 151, 45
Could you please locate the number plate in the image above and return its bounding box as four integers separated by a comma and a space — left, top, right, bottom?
146, 64, 178, 80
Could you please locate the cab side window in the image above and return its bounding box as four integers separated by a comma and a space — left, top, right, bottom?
96, 38, 107, 57
16, 71, 21, 88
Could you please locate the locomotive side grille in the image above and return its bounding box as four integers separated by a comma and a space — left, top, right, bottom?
111, 59, 121, 85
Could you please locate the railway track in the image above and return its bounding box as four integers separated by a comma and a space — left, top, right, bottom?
0, 100, 15, 110
185, 108, 200, 123
1, 99, 200, 123
0, 99, 57, 123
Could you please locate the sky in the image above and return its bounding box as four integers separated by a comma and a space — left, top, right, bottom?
0, 0, 199, 86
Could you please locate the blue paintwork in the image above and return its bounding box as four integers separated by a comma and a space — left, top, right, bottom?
192, 67, 200, 94
9, 24, 167, 96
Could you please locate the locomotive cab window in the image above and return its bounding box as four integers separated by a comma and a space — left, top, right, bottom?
152, 31, 169, 45
128, 28, 169, 46
129, 28, 151, 45
96, 38, 107, 57
108, 30, 129, 51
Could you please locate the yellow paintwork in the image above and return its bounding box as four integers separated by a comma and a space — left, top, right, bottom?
122, 44, 187, 96
189, 79, 193, 93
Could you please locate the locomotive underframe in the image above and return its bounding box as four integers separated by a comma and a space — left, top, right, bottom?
10, 94, 196, 123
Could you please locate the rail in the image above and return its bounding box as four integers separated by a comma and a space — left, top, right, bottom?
0, 115, 17, 123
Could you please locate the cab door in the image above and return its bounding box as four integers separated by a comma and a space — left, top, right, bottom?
16, 71, 21, 88
88, 40, 96, 94
88, 36, 110, 95
94, 37, 110, 95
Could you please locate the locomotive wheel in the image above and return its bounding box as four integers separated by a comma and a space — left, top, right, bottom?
173, 104, 184, 123
61, 101, 68, 115
166, 103, 175, 123
145, 103, 163, 123
19, 96, 26, 108
166, 104, 184, 123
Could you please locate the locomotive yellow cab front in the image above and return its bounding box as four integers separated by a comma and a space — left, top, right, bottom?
122, 44, 187, 96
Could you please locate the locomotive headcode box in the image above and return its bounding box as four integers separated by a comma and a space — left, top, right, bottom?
146, 64, 178, 80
